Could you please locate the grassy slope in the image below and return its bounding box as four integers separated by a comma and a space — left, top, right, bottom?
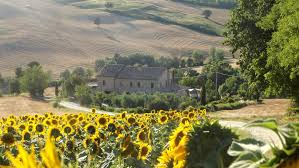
63, 0, 223, 36
0, 0, 230, 78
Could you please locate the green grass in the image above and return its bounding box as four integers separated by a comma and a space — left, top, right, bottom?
55, 0, 223, 36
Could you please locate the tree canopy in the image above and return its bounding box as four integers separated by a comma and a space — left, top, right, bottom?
224, 0, 275, 100
259, 0, 299, 103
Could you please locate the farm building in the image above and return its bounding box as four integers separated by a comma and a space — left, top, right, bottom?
96, 64, 179, 93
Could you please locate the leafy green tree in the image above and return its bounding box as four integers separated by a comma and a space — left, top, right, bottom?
192, 50, 204, 66
15, 67, 23, 78
179, 77, 198, 88
258, 0, 299, 104
205, 79, 218, 102
27, 61, 40, 68
20, 65, 50, 97
75, 85, 92, 105
224, 0, 275, 100
202, 10, 212, 19
218, 76, 240, 97
60, 69, 71, 80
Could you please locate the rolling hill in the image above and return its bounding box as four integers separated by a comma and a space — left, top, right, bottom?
0, 0, 231, 77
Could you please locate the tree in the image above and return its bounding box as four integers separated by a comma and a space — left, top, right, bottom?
0, 73, 3, 85
186, 57, 194, 67
94, 17, 101, 29
105, 2, 114, 8
75, 85, 92, 105
192, 50, 204, 66
218, 76, 240, 97
180, 59, 186, 68
54, 81, 59, 97
8, 78, 20, 95
224, 0, 275, 100
27, 61, 40, 68
15, 67, 23, 78
60, 69, 71, 81
20, 65, 50, 97
258, 0, 299, 104
202, 10, 212, 19
179, 77, 198, 88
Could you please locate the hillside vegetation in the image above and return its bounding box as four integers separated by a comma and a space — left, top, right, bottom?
0, 0, 229, 77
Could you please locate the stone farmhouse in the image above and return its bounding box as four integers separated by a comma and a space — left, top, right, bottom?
97, 64, 178, 93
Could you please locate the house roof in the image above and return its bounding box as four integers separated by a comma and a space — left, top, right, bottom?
98, 64, 167, 80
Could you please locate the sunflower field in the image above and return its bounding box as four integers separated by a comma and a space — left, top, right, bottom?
0, 108, 233, 168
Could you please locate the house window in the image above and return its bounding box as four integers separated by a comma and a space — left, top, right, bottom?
103, 80, 106, 86
151, 83, 154, 88
137, 82, 141, 88
130, 82, 133, 87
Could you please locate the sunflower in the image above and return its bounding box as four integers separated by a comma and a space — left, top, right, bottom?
121, 142, 135, 157
98, 117, 108, 128
22, 130, 31, 142
49, 127, 62, 140
121, 111, 127, 119
156, 149, 174, 168
44, 119, 51, 126
35, 124, 45, 134
40, 137, 61, 168
188, 112, 195, 119
91, 108, 96, 113
137, 129, 147, 142
181, 117, 190, 125
85, 124, 97, 135
6, 145, 39, 168
169, 125, 190, 149
200, 109, 207, 117
62, 124, 74, 135
83, 137, 92, 149
158, 115, 168, 125
121, 134, 131, 148
68, 118, 78, 126
126, 116, 136, 126
18, 123, 26, 131
1, 133, 15, 146
138, 143, 152, 161
107, 122, 117, 133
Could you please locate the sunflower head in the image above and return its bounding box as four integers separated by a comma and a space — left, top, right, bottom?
35, 124, 45, 134
138, 143, 152, 161
1, 133, 15, 145
98, 117, 108, 127
22, 130, 31, 142
158, 115, 168, 125
85, 124, 97, 135
49, 127, 62, 140
62, 124, 74, 135
137, 130, 147, 142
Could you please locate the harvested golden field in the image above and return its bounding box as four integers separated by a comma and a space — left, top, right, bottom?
0, 0, 231, 77
0, 96, 79, 118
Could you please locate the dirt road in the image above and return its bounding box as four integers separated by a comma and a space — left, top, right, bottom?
210, 99, 290, 120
